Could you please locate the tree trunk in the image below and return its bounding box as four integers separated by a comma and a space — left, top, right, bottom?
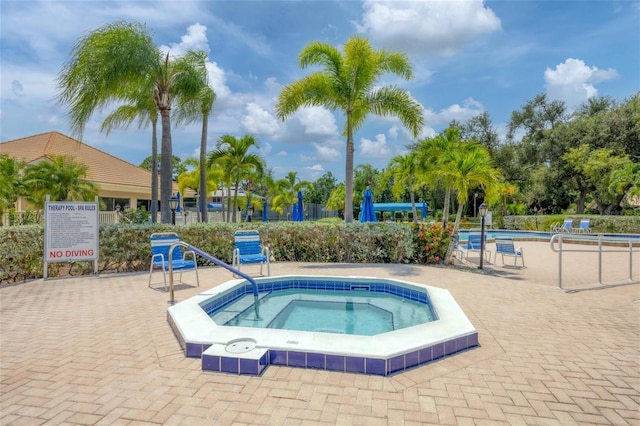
344, 114, 354, 223
575, 188, 587, 214
410, 191, 417, 223
226, 186, 232, 222
442, 186, 452, 227
199, 116, 208, 223
160, 108, 173, 224
232, 181, 239, 223
150, 120, 158, 223
444, 203, 465, 263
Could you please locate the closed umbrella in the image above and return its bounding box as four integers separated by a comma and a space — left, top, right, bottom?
294, 191, 304, 221
359, 187, 377, 223
262, 201, 268, 222
421, 201, 427, 219
175, 192, 181, 213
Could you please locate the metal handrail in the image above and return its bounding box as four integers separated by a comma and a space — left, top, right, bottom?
167, 242, 260, 319
549, 233, 640, 289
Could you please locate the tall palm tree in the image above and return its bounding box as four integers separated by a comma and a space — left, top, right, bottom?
436, 143, 499, 263
56, 21, 208, 223
275, 35, 424, 222
100, 92, 160, 222
207, 135, 264, 222
174, 55, 216, 222
23, 155, 99, 208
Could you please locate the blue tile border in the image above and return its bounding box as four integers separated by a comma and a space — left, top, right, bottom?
199, 332, 479, 376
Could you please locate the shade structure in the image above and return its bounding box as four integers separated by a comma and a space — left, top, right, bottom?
293, 191, 304, 221
359, 188, 377, 223
421, 201, 427, 219
262, 201, 268, 222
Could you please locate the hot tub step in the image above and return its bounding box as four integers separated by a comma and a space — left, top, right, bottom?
201, 343, 268, 376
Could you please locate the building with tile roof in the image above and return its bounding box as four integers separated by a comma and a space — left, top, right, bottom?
0, 131, 178, 212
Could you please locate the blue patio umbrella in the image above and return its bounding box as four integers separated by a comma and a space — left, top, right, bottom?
294, 191, 304, 221
359, 187, 377, 223
421, 201, 427, 219
175, 192, 181, 213
262, 201, 268, 222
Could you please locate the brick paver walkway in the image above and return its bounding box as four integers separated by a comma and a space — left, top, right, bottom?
1, 241, 639, 425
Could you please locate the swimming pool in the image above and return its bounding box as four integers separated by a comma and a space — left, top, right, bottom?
214, 288, 436, 335
457, 229, 640, 242
167, 275, 477, 376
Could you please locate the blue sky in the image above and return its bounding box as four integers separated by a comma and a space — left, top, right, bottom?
1, 0, 638, 183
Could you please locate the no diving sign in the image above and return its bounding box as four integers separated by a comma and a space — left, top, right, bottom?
44, 198, 99, 278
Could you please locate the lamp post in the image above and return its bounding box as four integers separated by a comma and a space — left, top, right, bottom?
168, 196, 178, 225
478, 203, 488, 270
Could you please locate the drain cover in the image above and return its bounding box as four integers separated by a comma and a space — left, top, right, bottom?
225, 339, 257, 354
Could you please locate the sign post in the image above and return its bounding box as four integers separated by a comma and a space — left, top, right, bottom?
43, 195, 99, 279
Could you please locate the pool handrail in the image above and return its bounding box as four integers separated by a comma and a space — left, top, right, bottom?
549, 233, 640, 289
167, 242, 260, 318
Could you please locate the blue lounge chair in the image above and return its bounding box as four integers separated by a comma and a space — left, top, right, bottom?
232, 230, 270, 276
494, 237, 525, 267
457, 230, 491, 262
551, 218, 573, 233
573, 218, 591, 233
149, 232, 199, 291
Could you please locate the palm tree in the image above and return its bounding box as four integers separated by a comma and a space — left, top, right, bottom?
207, 135, 264, 222
56, 21, 208, 223
100, 92, 160, 222
417, 126, 461, 227
271, 172, 312, 219
609, 162, 640, 203
0, 154, 27, 215
174, 56, 216, 222
23, 155, 99, 208
436, 143, 499, 263
275, 35, 424, 222
386, 152, 421, 222
176, 158, 223, 205
326, 183, 346, 218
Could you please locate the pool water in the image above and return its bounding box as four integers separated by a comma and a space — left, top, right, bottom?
214, 289, 435, 336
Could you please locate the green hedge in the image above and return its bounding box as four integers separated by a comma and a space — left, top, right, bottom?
499, 215, 640, 233
0, 221, 453, 284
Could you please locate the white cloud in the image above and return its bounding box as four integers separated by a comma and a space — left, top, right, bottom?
294, 107, 339, 136
161, 23, 210, 55
544, 58, 619, 109
423, 98, 484, 127
258, 141, 273, 158
206, 61, 232, 102
388, 126, 399, 139
355, 0, 501, 56
359, 134, 394, 159
241, 103, 281, 136
300, 143, 341, 162
307, 164, 324, 171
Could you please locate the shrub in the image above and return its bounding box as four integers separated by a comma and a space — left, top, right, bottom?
412, 222, 453, 264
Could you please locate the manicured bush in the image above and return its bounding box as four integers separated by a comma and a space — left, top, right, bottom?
0, 221, 453, 284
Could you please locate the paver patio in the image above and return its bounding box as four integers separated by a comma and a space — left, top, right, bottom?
1, 240, 639, 425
